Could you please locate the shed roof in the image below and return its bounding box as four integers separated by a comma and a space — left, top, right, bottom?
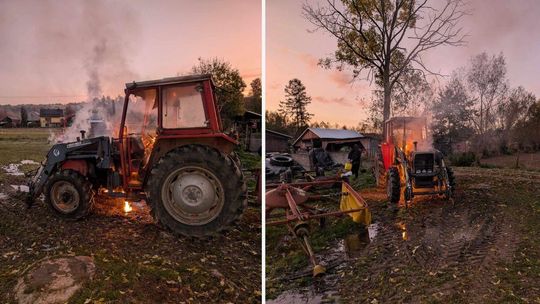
39, 108, 64, 117
267, 129, 292, 139
293, 128, 363, 146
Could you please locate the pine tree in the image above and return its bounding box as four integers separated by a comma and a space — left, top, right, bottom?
278, 79, 313, 131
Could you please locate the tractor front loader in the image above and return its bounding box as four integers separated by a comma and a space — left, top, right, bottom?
27, 74, 247, 237
374, 117, 456, 206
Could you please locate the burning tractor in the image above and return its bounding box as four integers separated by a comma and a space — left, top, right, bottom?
27, 74, 247, 237
374, 117, 455, 206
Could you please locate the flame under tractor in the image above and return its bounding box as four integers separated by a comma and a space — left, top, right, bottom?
27, 74, 247, 237
374, 117, 455, 206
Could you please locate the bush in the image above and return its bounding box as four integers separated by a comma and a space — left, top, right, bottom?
449, 152, 477, 167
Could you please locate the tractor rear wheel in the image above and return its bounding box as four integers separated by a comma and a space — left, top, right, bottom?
146, 145, 247, 237
387, 167, 401, 204
44, 170, 94, 220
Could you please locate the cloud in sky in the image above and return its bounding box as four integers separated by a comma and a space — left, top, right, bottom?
313, 96, 355, 107
0, 0, 261, 104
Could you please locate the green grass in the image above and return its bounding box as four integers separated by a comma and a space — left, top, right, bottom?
235, 148, 261, 171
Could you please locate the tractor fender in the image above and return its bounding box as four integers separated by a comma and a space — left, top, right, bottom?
151, 136, 236, 162
142, 136, 237, 184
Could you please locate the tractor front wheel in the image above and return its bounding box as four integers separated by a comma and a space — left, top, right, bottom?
387, 167, 401, 204
44, 170, 94, 220
146, 145, 247, 237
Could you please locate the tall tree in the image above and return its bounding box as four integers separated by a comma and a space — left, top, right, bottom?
192, 57, 246, 124
279, 79, 313, 131
245, 78, 262, 113
431, 76, 474, 155
369, 68, 434, 130
303, 0, 467, 135
466, 52, 508, 138
20, 106, 28, 127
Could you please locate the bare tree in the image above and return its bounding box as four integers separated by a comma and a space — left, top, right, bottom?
303, 0, 468, 135
466, 52, 508, 137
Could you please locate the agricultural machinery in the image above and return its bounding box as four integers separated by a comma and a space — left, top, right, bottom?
27, 74, 247, 237
266, 175, 371, 276
374, 117, 455, 206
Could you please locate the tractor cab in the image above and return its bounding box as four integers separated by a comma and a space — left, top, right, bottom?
118, 74, 232, 191
376, 116, 455, 206
385, 116, 428, 155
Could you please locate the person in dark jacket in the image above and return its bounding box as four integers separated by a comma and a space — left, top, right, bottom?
309, 139, 334, 176
348, 144, 363, 178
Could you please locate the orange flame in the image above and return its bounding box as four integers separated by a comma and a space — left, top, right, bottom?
124, 201, 132, 213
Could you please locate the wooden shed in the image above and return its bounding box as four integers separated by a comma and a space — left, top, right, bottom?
292, 128, 364, 152
266, 129, 292, 152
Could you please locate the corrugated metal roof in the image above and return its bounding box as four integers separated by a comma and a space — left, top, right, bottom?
308, 128, 363, 139
293, 128, 363, 146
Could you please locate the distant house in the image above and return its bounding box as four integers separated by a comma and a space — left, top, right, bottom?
0, 116, 20, 128
26, 111, 40, 127
266, 129, 292, 152
293, 128, 364, 152
40, 109, 64, 128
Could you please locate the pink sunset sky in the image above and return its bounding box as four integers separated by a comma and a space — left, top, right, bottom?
0, 0, 261, 105
267, 0, 540, 127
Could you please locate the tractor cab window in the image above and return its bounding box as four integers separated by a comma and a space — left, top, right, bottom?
126, 89, 158, 136
125, 89, 158, 167
162, 84, 207, 129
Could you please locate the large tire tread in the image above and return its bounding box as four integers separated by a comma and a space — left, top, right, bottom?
44, 169, 94, 220
146, 145, 247, 238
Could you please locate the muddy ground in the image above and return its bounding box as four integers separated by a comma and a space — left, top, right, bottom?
266, 167, 540, 303
0, 129, 262, 303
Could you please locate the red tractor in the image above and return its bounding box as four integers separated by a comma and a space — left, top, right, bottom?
374, 117, 455, 206
27, 74, 247, 237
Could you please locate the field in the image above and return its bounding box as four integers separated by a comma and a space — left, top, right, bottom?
481, 152, 540, 171
0, 128, 262, 303
266, 166, 540, 303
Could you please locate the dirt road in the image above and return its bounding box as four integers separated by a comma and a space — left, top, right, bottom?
267, 167, 540, 303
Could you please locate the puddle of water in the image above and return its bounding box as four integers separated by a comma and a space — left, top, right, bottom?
2, 160, 39, 176
368, 223, 380, 241
11, 185, 29, 192
2, 164, 24, 176
21, 160, 39, 165
396, 221, 409, 241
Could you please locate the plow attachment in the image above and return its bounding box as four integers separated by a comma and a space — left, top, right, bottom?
266, 177, 371, 276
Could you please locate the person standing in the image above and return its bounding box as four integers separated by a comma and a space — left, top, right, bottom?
348, 144, 363, 178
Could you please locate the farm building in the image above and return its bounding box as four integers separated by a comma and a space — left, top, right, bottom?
266, 129, 292, 152
26, 111, 40, 127
293, 128, 364, 152
0, 116, 20, 128
234, 110, 262, 153
39, 108, 64, 127
359, 133, 381, 158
